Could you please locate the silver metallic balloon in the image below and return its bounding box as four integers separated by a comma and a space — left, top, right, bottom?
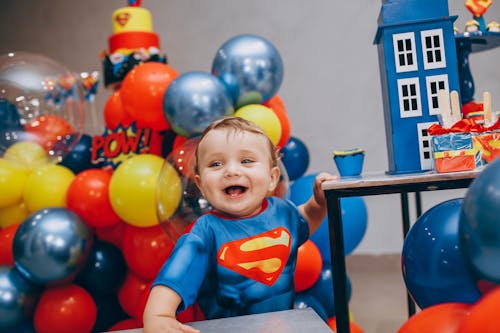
13, 207, 93, 286
163, 71, 234, 138
212, 34, 284, 108
0, 266, 39, 330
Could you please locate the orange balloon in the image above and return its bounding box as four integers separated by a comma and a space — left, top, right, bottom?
457, 287, 500, 333
118, 271, 150, 319
104, 90, 133, 130
398, 302, 471, 333
0, 223, 19, 266
294, 240, 322, 292
108, 318, 142, 331
121, 224, 175, 281
264, 95, 291, 148
66, 169, 121, 228
24, 114, 74, 151
34, 284, 97, 333
95, 221, 126, 249
328, 317, 364, 333
120, 62, 178, 131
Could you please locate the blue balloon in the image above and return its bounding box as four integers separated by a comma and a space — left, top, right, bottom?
13, 208, 94, 286
293, 293, 328, 322
0, 98, 22, 130
212, 34, 284, 108
76, 240, 127, 296
290, 174, 368, 259
60, 133, 101, 174
91, 294, 128, 333
281, 136, 309, 181
305, 263, 352, 318
460, 158, 500, 283
0, 266, 39, 331
402, 198, 481, 309
163, 71, 234, 138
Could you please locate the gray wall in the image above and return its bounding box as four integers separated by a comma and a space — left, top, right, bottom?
1, 0, 500, 253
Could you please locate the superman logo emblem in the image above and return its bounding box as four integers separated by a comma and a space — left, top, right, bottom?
115, 12, 130, 27
217, 227, 291, 286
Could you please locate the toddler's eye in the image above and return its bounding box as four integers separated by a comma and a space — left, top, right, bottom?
241, 159, 253, 164
209, 161, 222, 167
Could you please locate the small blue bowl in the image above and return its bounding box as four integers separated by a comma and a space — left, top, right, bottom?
333, 148, 365, 177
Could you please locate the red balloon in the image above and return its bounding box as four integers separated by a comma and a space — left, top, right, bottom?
122, 224, 175, 281
24, 114, 74, 151
66, 169, 121, 228
104, 90, 133, 130
0, 223, 19, 265
95, 221, 126, 249
294, 240, 322, 292
328, 317, 364, 333
108, 318, 142, 331
264, 95, 290, 148
457, 287, 500, 333
118, 271, 151, 319
34, 284, 97, 333
120, 62, 178, 131
398, 302, 471, 333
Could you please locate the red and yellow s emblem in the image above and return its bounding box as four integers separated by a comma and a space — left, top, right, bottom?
217, 227, 291, 286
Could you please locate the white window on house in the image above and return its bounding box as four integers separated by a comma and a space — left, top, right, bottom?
393, 32, 418, 73
425, 74, 449, 115
417, 122, 438, 170
421, 29, 446, 70
397, 78, 421, 118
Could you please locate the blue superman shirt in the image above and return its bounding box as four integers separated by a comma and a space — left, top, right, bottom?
152, 196, 309, 319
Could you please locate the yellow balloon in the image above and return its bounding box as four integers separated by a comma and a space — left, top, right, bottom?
234, 104, 282, 146
0, 158, 30, 208
23, 164, 75, 213
109, 154, 175, 227
0, 201, 29, 228
156, 161, 183, 222
4, 141, 49, 169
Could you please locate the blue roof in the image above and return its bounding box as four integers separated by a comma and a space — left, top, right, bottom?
377, 0, 450, 25
374, 0, 456, 44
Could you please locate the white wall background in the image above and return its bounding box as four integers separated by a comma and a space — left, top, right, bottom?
1, 0, 499, 253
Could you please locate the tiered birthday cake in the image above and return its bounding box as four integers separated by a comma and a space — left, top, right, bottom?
102, 0, 167, 88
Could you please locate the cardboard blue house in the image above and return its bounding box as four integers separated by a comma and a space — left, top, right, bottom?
374, 0, 460, 174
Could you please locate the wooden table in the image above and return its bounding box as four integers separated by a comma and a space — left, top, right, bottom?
321, 169, 481, 333
105, 308, 331, 333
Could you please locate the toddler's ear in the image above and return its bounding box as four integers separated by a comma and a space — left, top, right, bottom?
268, 166, 281, 191
194, 174, 205, 196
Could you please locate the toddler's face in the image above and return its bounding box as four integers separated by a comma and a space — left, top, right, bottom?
195, 129, 280, 218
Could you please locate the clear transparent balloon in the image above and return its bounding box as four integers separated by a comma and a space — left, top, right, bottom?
157, 137, 289, 242
0, 52, 85, 163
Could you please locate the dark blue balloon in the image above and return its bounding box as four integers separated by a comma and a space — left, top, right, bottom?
0, 266, 39, 331
305, 263, 352, 318
293, 293, 328, 322
290, 174, 368, 259
60, 133, 101, 174
402, 198, 481, 309
163, 71, 234, 138
0, 98, 22, 130
10, 320, 36, 333
13, 208, 94, 286
212, 34, 284, 108
76, 240, 127, 296
281, 136, 309, 181
91, 294, 128, 333
460, 158, 500, 283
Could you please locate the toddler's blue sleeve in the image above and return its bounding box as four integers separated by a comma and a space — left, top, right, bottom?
152, 232, 210, 312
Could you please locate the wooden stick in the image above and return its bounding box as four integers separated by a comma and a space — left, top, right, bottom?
438, 89, 453, 128
450, 90, 462, 123
483, 91, 493, 126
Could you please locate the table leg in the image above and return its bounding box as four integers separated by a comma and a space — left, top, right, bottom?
326, 193, 350, 333
415, 191, 422, 217
400, 192, 416, 317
